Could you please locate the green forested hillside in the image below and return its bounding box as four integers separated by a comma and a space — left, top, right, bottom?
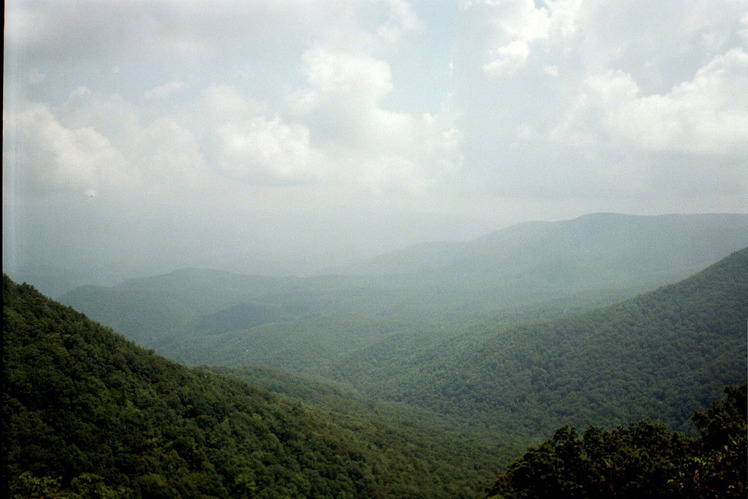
329, 248, 748, 442
487, 384, 746, 498
2, 275, 502, 498
205, 365, 498, 447
4, 238, 747, 497
56, 233, 748, 450
4, 268, 745, 498
168, 313, 434, 377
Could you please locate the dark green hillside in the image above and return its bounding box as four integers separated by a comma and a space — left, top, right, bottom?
2, 275, 501, 498
486, 384, 746, 498
330, 248, 748, 442
207, 366, 509, 479
206, 365, 492, 443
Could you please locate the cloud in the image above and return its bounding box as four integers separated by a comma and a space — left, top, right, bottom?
608, 49, 748, 155
216, 117, 324, 183
288, 45, 461, 196
484, 39, 532, 74
5, 87, 213, 198
555, 49, 748, 156
28, 69, 47, 85
359, 156, 427, 195
140, 117, 206, 188
6, 101, 132, 192
145, 81, 185, 100
4, 0, 747, 280
478, 0, 583, 75
199, 84, 265, 121
290, 46, 393, 120
376, 0, 425, 43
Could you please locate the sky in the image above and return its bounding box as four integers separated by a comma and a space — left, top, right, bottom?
3, 0, 748, 283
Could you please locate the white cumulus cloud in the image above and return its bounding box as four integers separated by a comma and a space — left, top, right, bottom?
216, 117, 324, 183
479, 0, 583, 75
7, 102, 132, 191
290, 46, 393, 119
608, 49, 748, 155
288, 45, 461, 196
551, 48, 748, 157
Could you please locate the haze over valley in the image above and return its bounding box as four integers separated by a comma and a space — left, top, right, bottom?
54, 215, 748, 439
5, 1, 748, 289
4, 1, 748, 497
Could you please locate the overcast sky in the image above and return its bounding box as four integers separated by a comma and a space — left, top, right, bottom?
4, 0, 748, 281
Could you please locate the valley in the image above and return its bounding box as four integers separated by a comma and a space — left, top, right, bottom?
5, 213, 748, 497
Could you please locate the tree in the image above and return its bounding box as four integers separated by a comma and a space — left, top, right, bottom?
486, 384, 746, 499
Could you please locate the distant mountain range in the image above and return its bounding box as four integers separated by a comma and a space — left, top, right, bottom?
53, 213, 748, 444
339, 212, 748, 295
58, 212, 748, 345
339, 213, 748, 278
5, 211, 747, 497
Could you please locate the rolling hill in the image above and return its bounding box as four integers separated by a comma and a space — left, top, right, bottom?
150, 248, 747, 448
329, 247, 748, 441
5, 213, 747, 497
51, 214, 748, 446
340, 213, 748, 283
58, 213, 748, 356
2, 275, 503, 498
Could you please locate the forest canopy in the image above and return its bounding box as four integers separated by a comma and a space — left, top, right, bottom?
487, 383, 747, 499
2, 275, 496, 498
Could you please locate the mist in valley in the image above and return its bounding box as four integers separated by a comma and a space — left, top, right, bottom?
4, 1, 748, 497
4, 1, 747, 293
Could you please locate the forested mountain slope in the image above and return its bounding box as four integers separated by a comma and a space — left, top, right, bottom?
126, 248, 746, 447
2, 275, 501, 498
54, 222, 748, 453
58, 213, 748, 349
331, 248, 748, 442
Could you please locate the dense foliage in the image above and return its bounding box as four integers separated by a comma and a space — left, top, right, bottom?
328, 248, 748, 441
207, 365, 513, 470
3, 225, 747, 497
486, 383, 747, 498
2, 275, 500, 498
55, 230, 748, 450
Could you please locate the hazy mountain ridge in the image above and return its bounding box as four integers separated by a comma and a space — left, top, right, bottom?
5, 215, 747, 496
332, 241, 468, 276
346, 213, 748, 287
58, 213, 748, 348
52, 215, 748, 439
168, 313, 423, 377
